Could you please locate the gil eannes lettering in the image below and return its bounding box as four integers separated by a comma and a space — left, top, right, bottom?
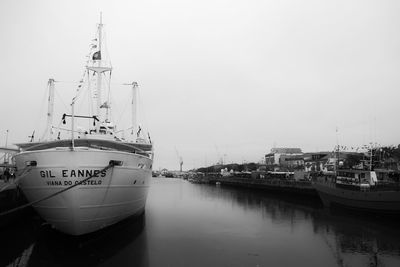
40, 169, 107, 178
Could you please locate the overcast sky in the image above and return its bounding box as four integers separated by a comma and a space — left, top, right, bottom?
1, 0, 400, 170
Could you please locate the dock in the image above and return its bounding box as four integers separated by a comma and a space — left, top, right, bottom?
195, 174, 319, 197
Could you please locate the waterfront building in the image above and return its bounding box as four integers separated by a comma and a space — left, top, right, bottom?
303, 152, 330, 172
265, 148, 303, 171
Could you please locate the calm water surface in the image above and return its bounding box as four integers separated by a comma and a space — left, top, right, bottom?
2, 178, 400, 267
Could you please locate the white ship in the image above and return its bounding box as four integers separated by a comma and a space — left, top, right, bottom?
13, 16, 153, 235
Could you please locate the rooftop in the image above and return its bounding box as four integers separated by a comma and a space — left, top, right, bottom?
270, 148, 302, 154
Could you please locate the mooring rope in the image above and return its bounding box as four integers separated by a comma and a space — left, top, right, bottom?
0, 161, 118, 217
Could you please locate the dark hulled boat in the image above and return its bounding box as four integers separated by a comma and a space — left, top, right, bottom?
313, 169, 400, 213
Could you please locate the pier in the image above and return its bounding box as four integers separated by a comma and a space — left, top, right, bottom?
206, 176, 318, 197
188, 171, 319, 197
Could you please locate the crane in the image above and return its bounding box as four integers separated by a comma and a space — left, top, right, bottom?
214, 145, 223, 165
175, 147, 183, 172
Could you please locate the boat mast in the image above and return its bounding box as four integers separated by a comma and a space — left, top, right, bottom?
369, 143, 373, 171
335, 127, 339, 173
131, 82, 138, 139
71, 100, 75, 149
95, 14, 103, 133
5, 129, 8, 148
5, 129, 9, 163
87, 13, 112, 134
42, 78, 55, 140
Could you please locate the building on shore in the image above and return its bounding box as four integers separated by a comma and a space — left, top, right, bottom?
303, 152, 330, 172
265, 148, 303, 171
265, 148, 366, 174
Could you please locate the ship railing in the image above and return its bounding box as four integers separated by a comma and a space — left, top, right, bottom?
335, 181, 400, 192
312, 175, 336, 184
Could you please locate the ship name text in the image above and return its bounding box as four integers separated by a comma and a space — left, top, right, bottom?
40, 169, 107, 178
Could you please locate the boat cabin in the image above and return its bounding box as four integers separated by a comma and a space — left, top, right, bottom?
336, 170, 378, 189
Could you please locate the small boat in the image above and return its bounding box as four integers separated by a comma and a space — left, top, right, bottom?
313, 169, 400, 214
13, 16, 154, 235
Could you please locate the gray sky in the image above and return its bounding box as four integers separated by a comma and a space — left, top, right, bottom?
1, 0, 400, 170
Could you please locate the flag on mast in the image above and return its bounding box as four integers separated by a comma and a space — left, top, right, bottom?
100, 101, 110, 108
92, 51, 101, 60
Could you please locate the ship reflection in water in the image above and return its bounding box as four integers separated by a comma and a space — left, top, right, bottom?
1, 212, 149, 267
2, 178, 400, 267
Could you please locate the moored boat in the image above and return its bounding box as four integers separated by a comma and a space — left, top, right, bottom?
13, 16, 154, 235
313, 169, 400, 213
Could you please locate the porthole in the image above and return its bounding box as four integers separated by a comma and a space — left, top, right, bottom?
26, 161, 37, 166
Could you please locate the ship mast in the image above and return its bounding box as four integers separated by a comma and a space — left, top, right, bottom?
87, 13, 112, 134
131, 82, 138, 139
42, 78, 55, 140
96, 13, 103, 133
369, 142, 374, 171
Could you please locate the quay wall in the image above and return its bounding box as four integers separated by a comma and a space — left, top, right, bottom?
202, 175, 319, 197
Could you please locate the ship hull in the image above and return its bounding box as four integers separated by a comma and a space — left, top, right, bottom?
313, 180, 400, 214
14, 147, 152, 235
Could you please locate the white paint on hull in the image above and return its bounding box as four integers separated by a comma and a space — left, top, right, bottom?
14, 148, 152, 235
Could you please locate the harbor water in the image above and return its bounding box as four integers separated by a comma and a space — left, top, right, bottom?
2, 178, 400, 267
